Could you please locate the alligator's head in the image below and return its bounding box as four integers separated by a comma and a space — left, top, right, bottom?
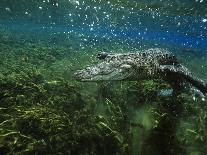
74, 52, 139, 82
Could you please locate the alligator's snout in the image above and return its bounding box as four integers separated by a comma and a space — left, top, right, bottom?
73, 70, 85, 81
74, 67, 97, 81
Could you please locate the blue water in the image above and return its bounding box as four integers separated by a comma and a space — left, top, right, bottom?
1, 21, 206, 50
1, 7, 207, 50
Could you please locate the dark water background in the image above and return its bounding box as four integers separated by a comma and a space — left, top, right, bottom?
0, 0, 207, 155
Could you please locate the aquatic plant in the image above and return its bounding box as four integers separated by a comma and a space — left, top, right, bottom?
0, 37, 129, 154
176, 92, 207, 155
0, 105, 128, 154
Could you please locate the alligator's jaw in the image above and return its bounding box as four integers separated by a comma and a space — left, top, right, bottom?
74, 66, 134, 82
74, 60, 136, 82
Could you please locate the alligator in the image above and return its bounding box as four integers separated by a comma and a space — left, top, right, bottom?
74, 48, 207, 96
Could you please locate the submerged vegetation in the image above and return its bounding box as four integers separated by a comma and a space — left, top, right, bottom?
0, 0, 206, 154
0, 31, 207, 155
0, 34, 128, 154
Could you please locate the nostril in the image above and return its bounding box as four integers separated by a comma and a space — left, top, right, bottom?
73, 72, 82, 81
74, 70, 82, 77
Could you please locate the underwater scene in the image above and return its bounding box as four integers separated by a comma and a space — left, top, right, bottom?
0, 0, 207, 154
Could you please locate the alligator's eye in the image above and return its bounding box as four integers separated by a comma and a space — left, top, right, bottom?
142, 53, 146, 57
97, 52, 108, 60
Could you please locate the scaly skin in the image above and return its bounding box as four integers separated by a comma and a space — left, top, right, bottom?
74, 48, 207, 95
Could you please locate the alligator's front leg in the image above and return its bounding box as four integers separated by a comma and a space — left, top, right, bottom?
159, 64, 207, 97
